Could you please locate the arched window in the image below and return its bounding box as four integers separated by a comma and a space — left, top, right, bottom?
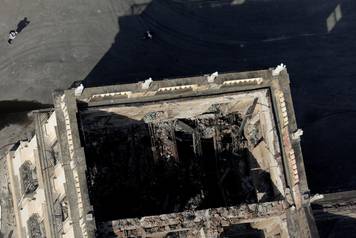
27, 214, 43, 238
19, 161, 38, 195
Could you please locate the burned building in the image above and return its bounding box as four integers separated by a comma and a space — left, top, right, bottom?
5, 66, 318, 237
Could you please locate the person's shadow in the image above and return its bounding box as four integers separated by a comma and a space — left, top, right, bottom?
16, 17, 30, 33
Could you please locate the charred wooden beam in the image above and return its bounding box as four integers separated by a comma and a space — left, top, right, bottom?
238, 98, 259, 137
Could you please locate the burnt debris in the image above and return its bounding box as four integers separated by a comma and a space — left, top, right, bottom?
80, 104, 277, 222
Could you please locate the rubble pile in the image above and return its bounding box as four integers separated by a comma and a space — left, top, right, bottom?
80, 104, 277, 222
97, 201, 286, 238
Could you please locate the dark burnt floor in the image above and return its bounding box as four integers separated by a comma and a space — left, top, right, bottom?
79, 110, 276, 221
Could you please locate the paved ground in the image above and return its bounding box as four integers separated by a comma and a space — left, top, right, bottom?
1, 0, 356, 235
0, 0, 140, 103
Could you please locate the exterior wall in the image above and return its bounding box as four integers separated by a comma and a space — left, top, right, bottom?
12, 139, 37, 182
6, 138, 47, 238
97, 201, 288, 237
44, 112, 75, 237
62, 219, 75, 238
6, 151, 23, 237
42, 112, 58, 145
54, 92, 96, 238
6, 111, 75, 238
34, 111, 75, 238
53, 164, 66, 198
18, 188, 46, 236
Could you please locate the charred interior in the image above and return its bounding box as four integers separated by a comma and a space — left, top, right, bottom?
78, 90, 284, 222
221, 223, 265, 238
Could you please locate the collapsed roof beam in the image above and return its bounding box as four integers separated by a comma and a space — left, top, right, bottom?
238, 98, 259, 137
175, 120, 194, 133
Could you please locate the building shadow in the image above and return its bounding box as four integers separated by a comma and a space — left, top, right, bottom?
80, 0, 356, 200
312, 203, 356, 238
82, 0, 356, 87
0, 100, 52, 130
16, 17, 30, 33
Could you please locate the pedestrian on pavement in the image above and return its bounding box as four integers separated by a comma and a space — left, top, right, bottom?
8, 30, 18, 44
